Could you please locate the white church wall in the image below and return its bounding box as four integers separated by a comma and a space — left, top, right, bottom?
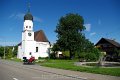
24, 20, 33, 31
22, 31, 34, 41
24, 41, 36, 59
18, 38, 50, 60
22, 32, 24, 41
33, 52, 39, 59
36, 42, 50, 58
21, 41, 25, 57
17, 45, 23, 59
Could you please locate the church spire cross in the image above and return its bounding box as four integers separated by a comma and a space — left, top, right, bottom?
24, 1, 33, 21
27, 2, 30, 13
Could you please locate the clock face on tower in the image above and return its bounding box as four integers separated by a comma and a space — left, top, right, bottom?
28, 32, 32, 36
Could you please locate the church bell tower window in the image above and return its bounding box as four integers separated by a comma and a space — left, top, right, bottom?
29, 26, 31, 28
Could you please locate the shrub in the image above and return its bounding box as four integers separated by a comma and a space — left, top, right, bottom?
62, 51, 70, 58
85, 53, 97, 61
50, 53, 56, 59
76, 48, 100, 62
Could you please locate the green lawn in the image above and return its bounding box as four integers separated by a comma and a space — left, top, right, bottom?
39, 59, 120, 76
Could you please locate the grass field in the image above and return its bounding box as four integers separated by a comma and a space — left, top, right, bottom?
39, 59, 120, 76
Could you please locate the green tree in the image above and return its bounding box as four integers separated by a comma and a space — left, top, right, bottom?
0, 46, 18, 59
55, 13, 86, 59
6, 48, 13, 59
77, 39, 100, 61
12, 45, 18, 57
0, 46, 4, 58
52, 43, 60, 52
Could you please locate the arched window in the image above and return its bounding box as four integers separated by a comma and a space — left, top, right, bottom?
29, 52, 32, 55
36, 47, 38, 52
26, 26, 28, 28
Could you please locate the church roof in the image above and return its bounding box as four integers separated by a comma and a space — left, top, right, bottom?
18, 42, 22, 46
24, 12, 33, 21
34, 30, 49, 42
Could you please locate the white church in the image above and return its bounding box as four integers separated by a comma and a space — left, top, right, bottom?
17, 10, 50, 60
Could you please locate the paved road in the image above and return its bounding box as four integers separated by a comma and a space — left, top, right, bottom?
0, 59, 87, 80
0, 59, 120, 80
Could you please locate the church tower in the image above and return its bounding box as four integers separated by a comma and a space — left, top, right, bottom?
21, 6, 35, 59
17, 3, 50, 60
22, 12, 34, 41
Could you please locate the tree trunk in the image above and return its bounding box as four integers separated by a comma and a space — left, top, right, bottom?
70, 50, 74, 59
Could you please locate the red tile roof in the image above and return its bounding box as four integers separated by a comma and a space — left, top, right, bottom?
34, 30, 49, 42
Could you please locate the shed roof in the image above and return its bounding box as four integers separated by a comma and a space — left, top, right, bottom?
95, 38, 120, 47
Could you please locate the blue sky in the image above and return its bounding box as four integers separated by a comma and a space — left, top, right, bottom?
0, 0, 120, 46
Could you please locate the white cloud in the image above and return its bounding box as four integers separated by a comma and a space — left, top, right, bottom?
34, 16, 42, 22
9, 13, 42, 22
16, 13, 25, 19
9, 14, 15, 18
90, 32, 96, 36
84, 24, 91, 32
9, 13, 25, 20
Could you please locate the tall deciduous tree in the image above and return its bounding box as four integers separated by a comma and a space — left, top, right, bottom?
0, 47, 4, 58
55, 13, 86, 59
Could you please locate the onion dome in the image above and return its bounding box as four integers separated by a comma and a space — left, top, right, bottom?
24, 12, 33, 21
